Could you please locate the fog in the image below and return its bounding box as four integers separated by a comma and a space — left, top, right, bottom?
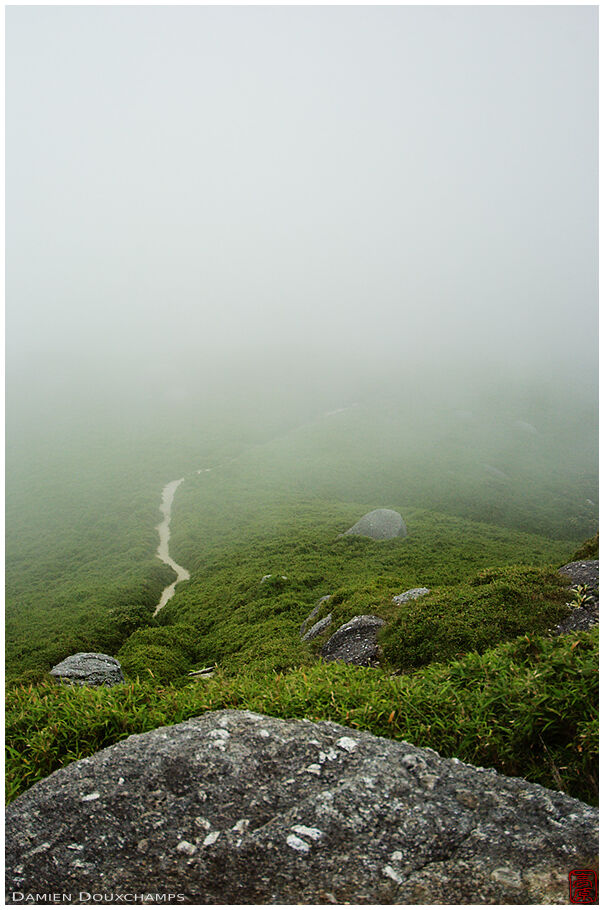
5, 6, 599, 703
6, 5, 598, 421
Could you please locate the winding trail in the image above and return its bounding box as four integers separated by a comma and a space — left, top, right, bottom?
154, 478, 190, 616
152, 402, 358, 616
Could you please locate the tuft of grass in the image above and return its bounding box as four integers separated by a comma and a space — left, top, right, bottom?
6, 628, 597, 806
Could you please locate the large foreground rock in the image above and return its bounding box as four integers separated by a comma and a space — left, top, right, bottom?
321, 614, 385, 666
49, 653, 124, 687
342, 508, 407, 540
5, 711, 597, 905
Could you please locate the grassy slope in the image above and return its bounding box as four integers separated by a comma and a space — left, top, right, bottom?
5, 385, 598, 807
6, 429, 174, 680
156, 491, 574, 677
148, 399, 582, 678
8, 389, 594, 680
7, 630, 598, 805
5, 398, 307, 680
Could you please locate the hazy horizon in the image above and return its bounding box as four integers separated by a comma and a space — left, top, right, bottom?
6, 5, 598, 417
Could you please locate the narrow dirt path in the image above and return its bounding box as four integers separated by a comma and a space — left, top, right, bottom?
153, 478, 190, 616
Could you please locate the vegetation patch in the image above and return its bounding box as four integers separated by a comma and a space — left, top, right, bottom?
155, 504, 575, 680
6, 629, 597, 806
380, 565, 571, 670
117, 624, 200, 684
571, 532, 599, 561
5, 396, 598, 819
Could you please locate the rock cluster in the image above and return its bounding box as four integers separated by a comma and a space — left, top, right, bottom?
49, 653, 124, 687
5, 710, 598, 905
300, 594, 332, 638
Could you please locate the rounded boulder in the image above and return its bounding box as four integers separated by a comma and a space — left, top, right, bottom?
342, 509, 407, 541
49, 653, 125, 687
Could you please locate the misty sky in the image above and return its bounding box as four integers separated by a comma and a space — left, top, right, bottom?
6, 6, 598, 386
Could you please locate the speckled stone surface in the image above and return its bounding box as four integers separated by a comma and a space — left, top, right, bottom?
392, 587, 430, 606
302, 613, 333, 642
558, 560, 598, 595
49, 653, 124, 687
555, 560, 599, 635
5, 710, 598, 904
321, 615, 385, 666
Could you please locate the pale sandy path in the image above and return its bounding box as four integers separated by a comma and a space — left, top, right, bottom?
152, 402, 356, 616
154, 478, 190, 616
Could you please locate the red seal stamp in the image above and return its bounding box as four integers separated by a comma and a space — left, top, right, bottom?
569, 869, 598, 904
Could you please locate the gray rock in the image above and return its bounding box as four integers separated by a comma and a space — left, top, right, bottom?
392, 587, 430, 606
49, 653, 124, 687
5, 710, 597, 905
342, 509, 407, 541
481, 463, 509, 481
321, 614, 385, 666
260, 574, 288, 584
554, 603, 599, 636
302, 614, 333, 642
554, 561, 599, 636
558, 560, 599, 596
300, 595, 332, 638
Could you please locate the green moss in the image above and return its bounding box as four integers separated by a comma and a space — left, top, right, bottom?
380, 565, 570, 670
117, 624, 200, 684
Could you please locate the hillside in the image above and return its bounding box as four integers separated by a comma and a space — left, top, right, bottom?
5, 382, 599, 812
7, 383, 596, 681
6, 6, 598, 901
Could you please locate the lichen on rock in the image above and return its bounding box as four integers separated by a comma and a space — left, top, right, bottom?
5, 710, 598, 905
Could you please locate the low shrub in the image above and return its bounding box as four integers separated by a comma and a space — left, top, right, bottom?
6, 628, 597, 806
571, 532, 599, 561
380, 565, 570, 670
117, 624, 199, 683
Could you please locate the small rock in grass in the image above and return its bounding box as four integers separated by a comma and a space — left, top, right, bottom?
392, 588, 430, 606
